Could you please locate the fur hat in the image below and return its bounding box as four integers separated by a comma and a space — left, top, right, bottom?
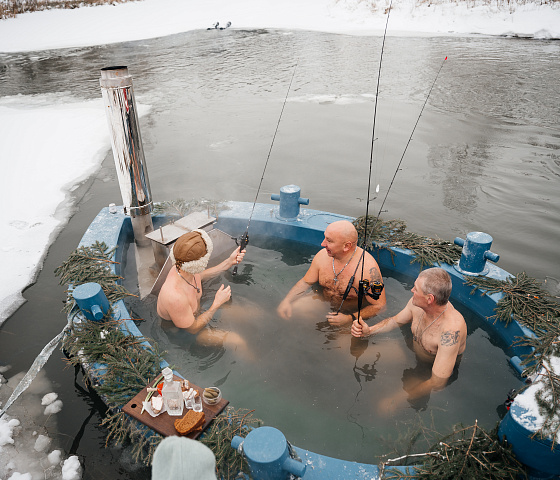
170, 229, 213, 274
151, 436, 218, 480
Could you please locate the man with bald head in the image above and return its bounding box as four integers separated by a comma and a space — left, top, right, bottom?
277, 220, 386, 326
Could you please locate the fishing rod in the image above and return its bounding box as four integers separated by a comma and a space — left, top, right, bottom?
339, 50, 448, 318
232, 62, 298, 275
335, 1, 392, 317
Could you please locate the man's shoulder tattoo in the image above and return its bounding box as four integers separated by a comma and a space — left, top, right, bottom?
368, 266, 382, 283
441, 330, 460, 346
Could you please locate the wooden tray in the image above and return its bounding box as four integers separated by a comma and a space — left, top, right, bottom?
122, 376, 229, 438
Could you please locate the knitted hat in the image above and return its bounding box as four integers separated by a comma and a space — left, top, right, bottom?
170, 229, 213, 274
151, 436, 218, 480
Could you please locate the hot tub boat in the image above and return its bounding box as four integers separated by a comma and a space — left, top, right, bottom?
65, 66, 560, 479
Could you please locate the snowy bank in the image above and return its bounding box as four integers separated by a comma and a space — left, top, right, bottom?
0, 0, 559, 54
0, 95, 149, 325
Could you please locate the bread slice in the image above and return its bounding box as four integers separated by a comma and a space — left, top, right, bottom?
174, 410, 205, 436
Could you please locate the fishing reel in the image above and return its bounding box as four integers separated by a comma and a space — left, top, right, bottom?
337, 276, 384, 314
232, 231, 249, 276
360, 279, 384, 301
234, 232, 249, 250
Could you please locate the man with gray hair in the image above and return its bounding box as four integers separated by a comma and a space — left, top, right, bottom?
351, 267, 466, 412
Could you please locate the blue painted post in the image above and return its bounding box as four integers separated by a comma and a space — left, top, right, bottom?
231, 427, 306, 479
72, 283, 111, 321
499, 406, 560, 478
271, 185, 309, 220
454, 232, 499, 276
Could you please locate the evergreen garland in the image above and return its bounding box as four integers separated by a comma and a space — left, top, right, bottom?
56, 242, 166, 464
465, 272, 560, 329
62, 316, 166, 464
54, 241, 136, 313
382, 422, 527, 480
466, 273, 560, 446
353, 216, 462, 268
200, 407, 263, 479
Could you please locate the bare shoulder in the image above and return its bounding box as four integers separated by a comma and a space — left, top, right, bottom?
363, 250, 383, 279
312, 248, 329, 267
446, 303, 466, 329
407, 298, 423, 318
393, 297, 416, 325
158, 274, 189, 311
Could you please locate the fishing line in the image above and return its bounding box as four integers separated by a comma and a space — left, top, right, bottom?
232, 61, 298, 275
368, 55, 448, 239
338, 42, 448, 318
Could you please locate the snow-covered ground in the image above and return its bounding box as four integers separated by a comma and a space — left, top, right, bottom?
0, 0, 559, 478
0, 0, 559, 53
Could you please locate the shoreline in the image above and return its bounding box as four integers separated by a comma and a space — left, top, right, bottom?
0, 0, 559, 54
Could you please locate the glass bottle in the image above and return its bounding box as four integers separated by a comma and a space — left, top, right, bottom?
161, 367, 184, 416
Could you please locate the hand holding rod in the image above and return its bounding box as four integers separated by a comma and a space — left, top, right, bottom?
350, 279, 370, 359
233, 231, 249, 275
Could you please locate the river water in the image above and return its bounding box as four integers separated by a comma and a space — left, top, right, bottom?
1, 29, 559, 479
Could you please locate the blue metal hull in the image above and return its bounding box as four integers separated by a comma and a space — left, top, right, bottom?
75, 201, 559, 479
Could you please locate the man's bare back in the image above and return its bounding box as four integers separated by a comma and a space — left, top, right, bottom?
155, 230, 249, 358
156, 268, 203, 325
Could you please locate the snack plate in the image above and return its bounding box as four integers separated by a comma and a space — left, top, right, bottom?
142, 400, 167, 417
122, 374, 229, 438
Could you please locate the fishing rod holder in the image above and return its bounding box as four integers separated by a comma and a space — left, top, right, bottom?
454, 232, 499, 276
270, 185, 309, 221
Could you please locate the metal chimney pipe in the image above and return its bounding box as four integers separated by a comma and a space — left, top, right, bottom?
100, 66, 154, 247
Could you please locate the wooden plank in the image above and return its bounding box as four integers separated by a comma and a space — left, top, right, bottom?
122, 376, 228, 438
145, 212, 216, 246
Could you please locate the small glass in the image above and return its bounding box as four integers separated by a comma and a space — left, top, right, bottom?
193, 395, 203, 412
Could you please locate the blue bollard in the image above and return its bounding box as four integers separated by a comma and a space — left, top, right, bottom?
271, 185, 309, 220
72, 282, 111, 321
499, 405, 560, 478
454, 232, 499, 276
231, 427, 306, 480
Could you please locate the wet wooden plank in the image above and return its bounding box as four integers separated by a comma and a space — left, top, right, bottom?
122, 376, 228, 438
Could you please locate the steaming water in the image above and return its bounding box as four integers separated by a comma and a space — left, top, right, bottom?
1, 28, 559, 478
127, 234, 520, 463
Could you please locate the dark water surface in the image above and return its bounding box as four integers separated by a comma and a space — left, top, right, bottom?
1, 29, 559, 478
126, 235, 520, 463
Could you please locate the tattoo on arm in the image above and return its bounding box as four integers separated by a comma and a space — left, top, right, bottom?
368, 266, 382, 283
441, 330, 460, 346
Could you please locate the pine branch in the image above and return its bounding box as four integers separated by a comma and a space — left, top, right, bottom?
353, 216, 462, 268
381, 424, 527, 480
55, 241, 137, 314
200, 406, 263, 479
